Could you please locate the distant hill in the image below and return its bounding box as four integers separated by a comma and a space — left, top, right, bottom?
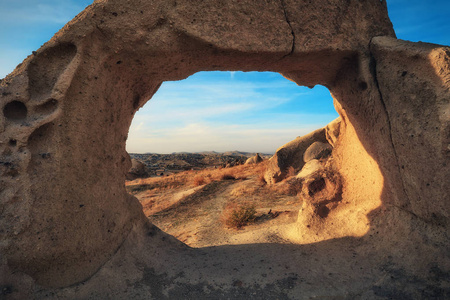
222, 150, 273, 158
128, 151, 273, 177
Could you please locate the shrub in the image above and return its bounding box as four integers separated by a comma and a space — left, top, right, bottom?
221, 173, 236, 180
193, 175, 205, 186
225, 204, 257, 229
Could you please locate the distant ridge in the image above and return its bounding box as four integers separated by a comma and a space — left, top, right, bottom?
137, 151, 274, 157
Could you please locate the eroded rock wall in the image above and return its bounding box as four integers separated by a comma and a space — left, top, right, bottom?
371, 37, 450, 222
1, 0, 448, 298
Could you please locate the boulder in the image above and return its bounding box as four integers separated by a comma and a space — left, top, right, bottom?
303, 141, 333, 162
245, 153, 263, 164
126, 159, 147, 180
264, 128, 328, 184
296, 159, 324, 180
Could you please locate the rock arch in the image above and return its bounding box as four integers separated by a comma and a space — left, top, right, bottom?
1, 0, 449, 297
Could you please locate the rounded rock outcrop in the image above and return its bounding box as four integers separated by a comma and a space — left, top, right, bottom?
126, 158, 148, 180
245, 153, 263, 165
303, 141, 333, 163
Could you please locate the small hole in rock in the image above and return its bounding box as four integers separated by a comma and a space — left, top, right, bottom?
316, 205, 330, 218
308, 178, 326, 196
3, 101, 27, 120
9, 139, 17, 146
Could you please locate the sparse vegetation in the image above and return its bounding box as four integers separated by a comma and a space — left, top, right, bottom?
224, 204, 257, 229
193, 175, 206, 186
125, 159, 299, 246
229, 184, 258, 197
220, 173, 236, 180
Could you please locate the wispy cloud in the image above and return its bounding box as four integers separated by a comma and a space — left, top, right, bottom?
127, 71, 338, 153
127, 121, 320, 154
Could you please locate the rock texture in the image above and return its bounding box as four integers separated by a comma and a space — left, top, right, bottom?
370, 36, 450, 223
325, 117, 341, 147
303, 141, 332, 162
264, 127, 328, 184
1, 0, 449, 298
126, 158, 148, 180
245, 153, 263, 165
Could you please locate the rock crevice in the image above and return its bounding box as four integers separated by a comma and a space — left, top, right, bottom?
280, 0, 296, 58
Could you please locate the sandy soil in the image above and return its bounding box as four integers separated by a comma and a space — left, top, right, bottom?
126, 162, 301, 247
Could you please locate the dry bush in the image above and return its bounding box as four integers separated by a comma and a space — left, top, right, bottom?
269, 178, 302, 196
193, 175, 205, 186
221, 173, 236, 180
253, 160, 268, 173
125, 172, 190, 194
224, 203, 257, 229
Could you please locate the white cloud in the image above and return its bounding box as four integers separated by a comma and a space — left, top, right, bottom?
127, 72, 337, 153
126, 120, 330, 154
135, 80, 311, 122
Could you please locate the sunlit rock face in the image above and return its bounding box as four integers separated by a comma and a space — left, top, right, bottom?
264, 128, 328, 184
1, 0, 449, 298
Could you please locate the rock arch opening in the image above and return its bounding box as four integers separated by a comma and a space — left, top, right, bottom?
126, 71, 338, 154
1, 1, 448, 297
125, 70, 341, 247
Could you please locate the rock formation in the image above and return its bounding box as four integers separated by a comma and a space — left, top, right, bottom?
0, 0, 448, 298
245, 153, 263, 165
324, 117, 341, 147
126, 158, 148, 180
303, 141, 332, 162
264, 127, 328, 184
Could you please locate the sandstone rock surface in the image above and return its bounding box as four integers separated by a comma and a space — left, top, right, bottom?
1, 0, 449, 298
126, 158, 148, 180
245, 153, 263, 165
303, 141, 332, 162
325, 117, 341, 147
264, 128, 328, 184
370, 36, 450, 222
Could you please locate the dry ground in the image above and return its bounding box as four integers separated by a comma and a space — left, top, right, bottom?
126, 161, 302, 247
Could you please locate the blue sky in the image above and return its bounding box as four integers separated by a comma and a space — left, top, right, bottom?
1, 1, 449, 153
